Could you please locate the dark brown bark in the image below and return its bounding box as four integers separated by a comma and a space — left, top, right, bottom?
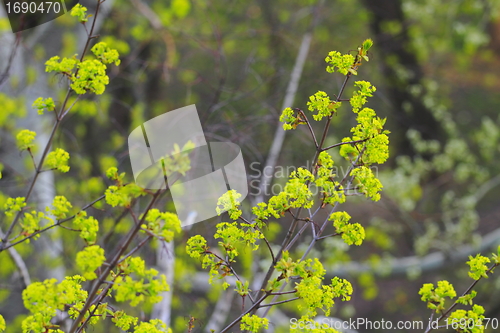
488, 16, 500, 53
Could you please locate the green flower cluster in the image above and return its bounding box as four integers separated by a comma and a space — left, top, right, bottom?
329, 211, 365, 246
91, 42, 121, 66
32, 97, 55, 115
274, 252, 353, 317
21, 276, 88, 333
215, 220, 264, 259
340, 107, 390, 165
280, 90, 343, 130
467, 254, 491, 280
73, 211, 99, 245
45, 56, 78, 74
419, 280, 457, 313
141, 208, 181, 242
112, 311, 138, 331
21, 211, 53, 242
72, 59, 109, 95
104, 168, 146, 207
325, 51, 356, 76
252, 168, 316, 224
3, 197, 26, 217
280, 107, 306, 130
216, 189, 243, 220
47, 195, 72, 220
70, 3, 89, 23
350, 166, 383, 201
285, 169, 315, 208
133, 319, 172, 333
447, 305, 485, 333
16, 129, 36, 151
105, 184, 145, 207
186, 235, 208, 260
187, 214, 265, 285
76, 245, 106, 280
350, 81, 376, 113
45, 148, 70, 173
316, 152, 346, 206
186, 235, 221, 284
307, 91, 342, 121
241, 314, 269, 332
113, 256, 169, 306
325, 38, 372, 76
45, 40, 120, 95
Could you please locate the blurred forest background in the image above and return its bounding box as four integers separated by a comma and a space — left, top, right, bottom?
1, 0, 500, 332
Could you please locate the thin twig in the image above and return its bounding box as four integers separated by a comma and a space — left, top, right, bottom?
118, 235, 153, 263
316, 233, 339, 241
321, 138, 369, 152
425, 310, 436, 333
258, 297, 300, 308
268, 289, 297, 296
261, 235, 276, 264
27, 149, 38, 170
297, 109, 319, 149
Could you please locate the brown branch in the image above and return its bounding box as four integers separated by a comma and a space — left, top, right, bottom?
258, 297, 300, 308
321, 138, 369, 152
268, 289, 297, 296
117, 235, 153, 263
297, 109, 319, 149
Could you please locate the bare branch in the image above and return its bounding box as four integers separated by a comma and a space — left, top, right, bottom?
259, 297, 300, 308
